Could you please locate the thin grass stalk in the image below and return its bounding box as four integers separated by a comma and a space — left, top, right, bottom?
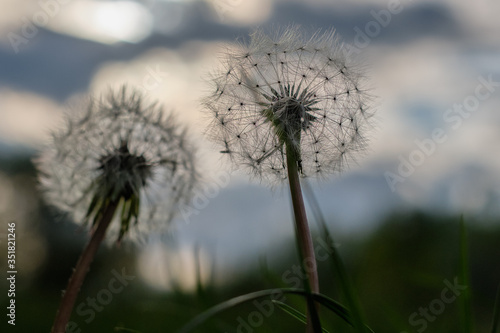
459, 216, 473, 333
491, 284, 500, 333
303, 180, 368, 332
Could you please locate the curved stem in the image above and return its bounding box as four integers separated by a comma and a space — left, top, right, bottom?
51, 201, 118, 333
286, 146, 319, 332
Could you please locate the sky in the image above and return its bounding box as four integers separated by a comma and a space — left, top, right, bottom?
1, 0, 500, 290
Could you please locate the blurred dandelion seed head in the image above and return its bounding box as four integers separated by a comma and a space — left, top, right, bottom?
203, 26, 374, 183
37, 86, 198, 244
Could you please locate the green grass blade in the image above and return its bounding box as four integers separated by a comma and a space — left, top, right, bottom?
491, 284, 500, 333
307, 292, 323, 333
303, 181, 369, 333
274, 300, 331, 333
194, 243, 204, 298
274, 300, 307, 323
459, 216, 473, 333
178, 289, 277, 333
178, 288, 361, 333
307, 294, 374, 332
310, 294, 374, 333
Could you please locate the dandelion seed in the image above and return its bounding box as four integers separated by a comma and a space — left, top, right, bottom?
202, 26, 375, 332
38, 86, 198, 243
39, 86, 198, 333
203, 26, 374, 183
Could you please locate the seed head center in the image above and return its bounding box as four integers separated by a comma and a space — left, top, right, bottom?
98, 141, 151, 200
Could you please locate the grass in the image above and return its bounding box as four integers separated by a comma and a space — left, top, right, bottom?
5, 209, 500, 332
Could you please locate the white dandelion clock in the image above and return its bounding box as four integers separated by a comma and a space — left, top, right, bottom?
202, 26, 375, 332
38, 86, 198, 243
204, 26, 374, 183
38, 86, 198, 333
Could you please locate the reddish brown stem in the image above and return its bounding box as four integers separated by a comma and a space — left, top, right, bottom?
51, 201, 118, 333
286, 148, 319, 333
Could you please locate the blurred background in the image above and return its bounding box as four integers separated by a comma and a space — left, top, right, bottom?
1, 0, 500, 332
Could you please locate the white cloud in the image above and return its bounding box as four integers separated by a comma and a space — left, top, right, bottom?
0, 89, 64, 147
202, 0, 273, 26
47, 0, 153, 44
0, 0, 153, 46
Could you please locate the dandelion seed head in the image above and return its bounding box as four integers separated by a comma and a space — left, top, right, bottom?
37, 86, 198, 244
203, 26, 374, 183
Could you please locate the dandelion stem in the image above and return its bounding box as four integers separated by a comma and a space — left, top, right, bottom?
286, 145, 319, 332
51, 201, 119, 333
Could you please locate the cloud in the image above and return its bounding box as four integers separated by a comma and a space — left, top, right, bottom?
0, 89, 64, 147
46, 0, 153, 44
202, 0, 273, 26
